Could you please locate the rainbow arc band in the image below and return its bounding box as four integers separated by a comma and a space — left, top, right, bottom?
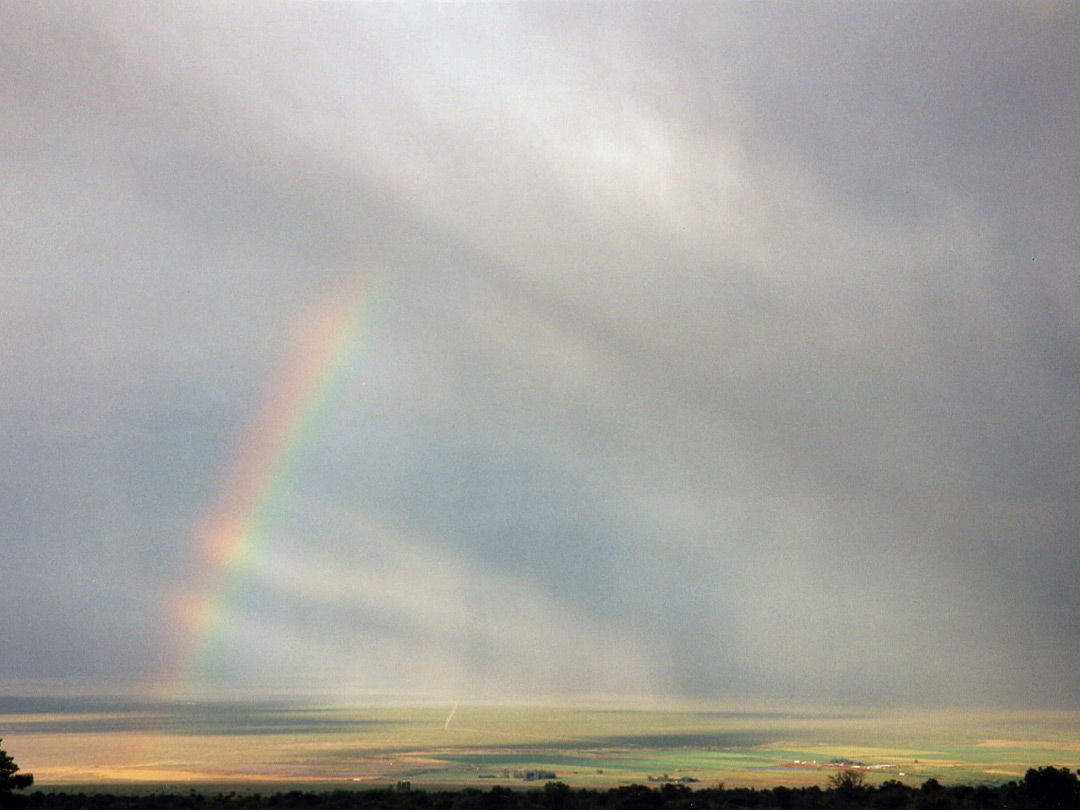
163, 271, 385, 693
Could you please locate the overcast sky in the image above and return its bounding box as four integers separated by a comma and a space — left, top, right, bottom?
2, 2, 1079, 708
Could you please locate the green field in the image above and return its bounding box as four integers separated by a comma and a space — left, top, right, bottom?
4, 698, 1079, 790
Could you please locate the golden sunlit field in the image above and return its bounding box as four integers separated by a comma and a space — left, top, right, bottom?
4, 698, 1080, 791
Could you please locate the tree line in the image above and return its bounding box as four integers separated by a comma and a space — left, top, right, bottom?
3, 768, 1077, 810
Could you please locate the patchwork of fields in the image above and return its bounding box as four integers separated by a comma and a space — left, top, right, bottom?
2, 697, 1079, 790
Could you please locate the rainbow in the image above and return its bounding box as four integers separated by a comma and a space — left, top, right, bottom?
160, 270, 385, 695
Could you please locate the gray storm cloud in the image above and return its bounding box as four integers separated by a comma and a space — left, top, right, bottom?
1, 2, 1078, 707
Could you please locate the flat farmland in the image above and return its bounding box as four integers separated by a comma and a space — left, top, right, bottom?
4, 697, 1080, 791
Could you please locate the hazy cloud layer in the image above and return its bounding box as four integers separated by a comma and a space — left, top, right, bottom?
2, 2, 1078, 707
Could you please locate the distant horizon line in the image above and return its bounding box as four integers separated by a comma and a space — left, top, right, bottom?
1, 680, 1078, 715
